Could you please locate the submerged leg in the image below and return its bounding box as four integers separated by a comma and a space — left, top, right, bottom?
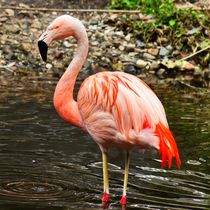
120, 151, 130, 205
101, 150, 110, 203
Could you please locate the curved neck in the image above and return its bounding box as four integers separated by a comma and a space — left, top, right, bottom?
53, 23, 88, 127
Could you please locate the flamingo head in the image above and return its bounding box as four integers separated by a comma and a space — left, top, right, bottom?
38, 15, 76, 62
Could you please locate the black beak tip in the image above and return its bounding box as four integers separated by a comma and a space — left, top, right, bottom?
38, 40, 48, 62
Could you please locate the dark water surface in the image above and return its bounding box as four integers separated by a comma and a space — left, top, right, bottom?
0, 76, 209, 210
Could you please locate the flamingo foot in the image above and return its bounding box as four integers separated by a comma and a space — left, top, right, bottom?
101, 192, 110, 203
120, 195, 127, 205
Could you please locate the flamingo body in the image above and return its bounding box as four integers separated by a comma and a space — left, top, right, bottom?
38, 15, 181, 206
77, 71, 180, 168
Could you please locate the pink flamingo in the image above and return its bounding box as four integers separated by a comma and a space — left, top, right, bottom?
38, 15, 181, 206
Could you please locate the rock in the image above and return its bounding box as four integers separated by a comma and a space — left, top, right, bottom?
166, 44, 173, 51
143, 53, 156, 60
157, 68, 166, 79
31, 18, 42, 29
5, 24, 20, 33
119, 45, 125, 51
93, 51, 102, 57
136, 40, 145, 48
114, 31, 124, 38
125, 34, 131, 42
90, 20, 98, 25
63, 40, 72, 48
157, 37, 168, 44
147, 48, 159, 56
159, 47, 169, 56
0, 17, 8, 22
19, 3, 30, 9
5, 9, 15, 16
46, 63, 53, 69
136, 59, 148, 68
125, 65, 136, 74
22, 43, 32, 53
150, 61, 160, 70
91, 41, 99, 46
125, 44, 135, 52
187, 27, 201, 35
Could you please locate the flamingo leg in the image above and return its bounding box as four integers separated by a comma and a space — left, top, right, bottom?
120, 151, 130, 205
101, 151, 110, 203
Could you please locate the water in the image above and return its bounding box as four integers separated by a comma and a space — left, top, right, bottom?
0, 76, 209, 210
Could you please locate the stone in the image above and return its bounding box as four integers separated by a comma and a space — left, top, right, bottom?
22, 43, 32, 53
63, 41, 71, 48
0, 17, 8, 22
159, 47, 169, 56
157, 68, 166, 79
46, 63, 53, 69
125, 65, 136, 74
143, 53, 156, 60
5, 24, 20, 33
147, 48, 159, 56
136, 40, 145, 48
5, 9, 15, 16
125, 33, 131, 42
93, 51, 102, 57
125, 44, 135, 52
150, 61, 160, 70
119, 45, 125, 51
136, 59, 148, 68
31, 18, 42, 29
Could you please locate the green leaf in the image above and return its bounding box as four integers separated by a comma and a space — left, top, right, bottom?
169, 19, 176, 27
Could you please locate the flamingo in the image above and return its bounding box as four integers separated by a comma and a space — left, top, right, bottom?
38, 15, 181, 206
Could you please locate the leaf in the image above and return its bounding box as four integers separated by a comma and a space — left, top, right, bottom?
169, 19, 176, 27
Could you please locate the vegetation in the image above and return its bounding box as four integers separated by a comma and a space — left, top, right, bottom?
110, 0, 209, 38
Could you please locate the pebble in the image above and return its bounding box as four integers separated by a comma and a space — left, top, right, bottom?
5, 24, 20, 33
125, 44, 135, 52
5, 9, 15, 16
159, 47, 170, 56
150, 61, 160, 70
157, 68, 166, 79
46, 63, 53, 69
136, 40, 145, 48
125, 34, 131, 42
147, 48, 159, 56
119, 45, 125, 51
136, 59, 148, 68
22, 43, 32, 53
63, 41, 72, 48
124, 65, 136, 74
143, 53, 156, 60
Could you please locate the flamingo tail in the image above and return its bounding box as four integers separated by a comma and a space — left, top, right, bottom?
156, 122, 181, 169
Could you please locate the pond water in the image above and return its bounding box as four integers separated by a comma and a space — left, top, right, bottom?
0, 76, 209, 210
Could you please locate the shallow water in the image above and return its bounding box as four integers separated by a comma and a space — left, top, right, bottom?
0, 76, 209, 210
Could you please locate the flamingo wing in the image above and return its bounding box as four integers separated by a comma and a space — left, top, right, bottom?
77, 71, 181, 168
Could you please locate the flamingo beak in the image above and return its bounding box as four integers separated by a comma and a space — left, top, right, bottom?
38, 40, 48, 62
